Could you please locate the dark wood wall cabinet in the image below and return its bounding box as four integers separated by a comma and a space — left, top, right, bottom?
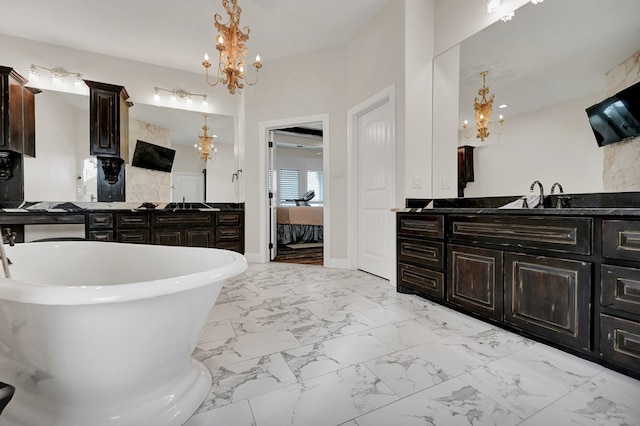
0, 66, 40, 204
396, 211, 640, 380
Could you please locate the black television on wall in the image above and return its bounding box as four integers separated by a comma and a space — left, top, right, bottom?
585, 80, 640, 147
131, 140, 176, 173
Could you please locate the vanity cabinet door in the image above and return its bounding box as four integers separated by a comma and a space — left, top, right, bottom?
116, 229, 149, 244
448, 244, 503, 321
186, 228, 215, 248
152, 228, 184, 246
504, 253, 591, 351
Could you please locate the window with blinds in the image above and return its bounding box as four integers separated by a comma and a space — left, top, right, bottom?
306, 170, 323, 205
279, 169, 299, 205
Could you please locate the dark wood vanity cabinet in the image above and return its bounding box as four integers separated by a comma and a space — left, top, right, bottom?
599, 219, 640, 373
448, 215, 593, 350
84, 210, 243, 252
396, 214, 446, 301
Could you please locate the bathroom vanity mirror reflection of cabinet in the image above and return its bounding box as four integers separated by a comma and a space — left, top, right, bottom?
22, 90, 238, 203
432, 0, 640, 199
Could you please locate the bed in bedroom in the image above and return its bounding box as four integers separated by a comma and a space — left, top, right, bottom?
276, 206, 323, 245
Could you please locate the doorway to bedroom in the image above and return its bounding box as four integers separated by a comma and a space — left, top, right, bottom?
268, 121, 324, 265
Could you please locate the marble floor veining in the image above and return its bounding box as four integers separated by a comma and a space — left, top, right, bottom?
185, 262, 640, 426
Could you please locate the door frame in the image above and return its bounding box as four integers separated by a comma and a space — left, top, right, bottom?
258, 113, 330, 264
347, 85, 396, 282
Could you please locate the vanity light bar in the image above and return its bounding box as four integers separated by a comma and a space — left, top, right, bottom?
29, 64, 84, 86
153, 87, 208, 106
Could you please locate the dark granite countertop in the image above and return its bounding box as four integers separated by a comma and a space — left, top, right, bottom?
0, 201, 244, 213
397, 191, 640, 217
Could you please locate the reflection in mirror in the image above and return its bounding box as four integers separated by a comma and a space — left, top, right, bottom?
23, 90, 237, 203
434, 0, 640, 199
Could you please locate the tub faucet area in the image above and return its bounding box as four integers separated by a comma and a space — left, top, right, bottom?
529, 180, 544, 209
0, 228, 14, 278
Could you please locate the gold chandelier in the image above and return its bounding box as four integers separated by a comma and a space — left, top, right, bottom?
195, 115, 218, 162
462, 71, 504, 142
202, 0, 262, 95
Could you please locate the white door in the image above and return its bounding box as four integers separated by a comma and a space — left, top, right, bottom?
357, 101, 393, 279
172, 172, 204, 202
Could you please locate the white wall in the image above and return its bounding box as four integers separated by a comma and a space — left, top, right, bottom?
244, 45, 348, 260
205, 143, 238, 202
463, 94, 604, 197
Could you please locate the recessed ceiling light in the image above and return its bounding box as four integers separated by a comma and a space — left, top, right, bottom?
498, 104, 508, 109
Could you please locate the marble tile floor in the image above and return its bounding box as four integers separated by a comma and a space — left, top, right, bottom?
185, 262, 640, 426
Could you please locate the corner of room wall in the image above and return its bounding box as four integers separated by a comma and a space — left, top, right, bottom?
602, 50, 640, 192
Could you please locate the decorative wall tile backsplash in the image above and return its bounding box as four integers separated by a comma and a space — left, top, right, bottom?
126, 118, 172, 202
603, 50, 640, 192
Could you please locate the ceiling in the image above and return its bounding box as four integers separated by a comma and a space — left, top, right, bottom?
458, 0, 640, 122
1, 0, 390, 146
0, 0, 391, 74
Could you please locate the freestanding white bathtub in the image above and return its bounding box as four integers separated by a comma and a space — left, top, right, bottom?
0, 241, 247, 426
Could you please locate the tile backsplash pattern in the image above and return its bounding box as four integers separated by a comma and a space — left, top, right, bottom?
603, 50, 640, 191
126, 118, 172, 202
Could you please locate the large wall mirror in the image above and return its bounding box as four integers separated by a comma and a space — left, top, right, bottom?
433, 0, 640, 199
23, 89, 237, 204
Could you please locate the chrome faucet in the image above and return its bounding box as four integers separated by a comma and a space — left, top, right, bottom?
551, 182, 570, 208
550, 182, 564, 194
1, 228, 14, 278
529, 180, 544, 209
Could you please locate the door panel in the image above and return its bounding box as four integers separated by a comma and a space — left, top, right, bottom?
357, 101, 393, 279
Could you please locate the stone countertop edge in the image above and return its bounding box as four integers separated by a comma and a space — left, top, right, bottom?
392, 207, 640, 216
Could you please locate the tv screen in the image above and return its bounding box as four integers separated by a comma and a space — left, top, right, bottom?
131, 140, 176, 173
586, 80, 640, 147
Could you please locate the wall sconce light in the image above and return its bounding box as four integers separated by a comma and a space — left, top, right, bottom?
153, 87, 208, 106
29, 64, 83, 86
462, 71, 504, 142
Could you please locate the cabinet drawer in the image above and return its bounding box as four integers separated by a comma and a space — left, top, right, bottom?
216, 212, 242, 226
603, 220, 640, 261
601, 264, 640, 315
600, 314, 640, 372
216, 226, 241, 242
398, 237, 444, 269
450, 215, 592, 255
153, 213, 213, 226
398, 262, 445, 301
117, 229, 149, 244
397, 214, 444, 239
448, 244, 503, 321
88, 230, 113, 241
216, 241, 243, 253
88, 213, 113, 229
505, 253, 591, 351
116, 213, 149, 228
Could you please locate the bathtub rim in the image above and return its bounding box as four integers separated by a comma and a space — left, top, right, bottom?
0, 242, 247, 306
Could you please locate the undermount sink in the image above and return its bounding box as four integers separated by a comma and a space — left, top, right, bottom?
499, 194, 541, 209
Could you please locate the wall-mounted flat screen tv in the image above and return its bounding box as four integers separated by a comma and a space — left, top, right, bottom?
586, 80, 640, 147
131, 140, 176, 173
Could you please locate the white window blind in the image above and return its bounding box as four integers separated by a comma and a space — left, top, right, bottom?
279, 169, 299, 204
306, 170, 324, 204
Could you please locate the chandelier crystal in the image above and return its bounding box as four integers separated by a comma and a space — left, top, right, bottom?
195, 115, 218, 162
202, 0, 262, 95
